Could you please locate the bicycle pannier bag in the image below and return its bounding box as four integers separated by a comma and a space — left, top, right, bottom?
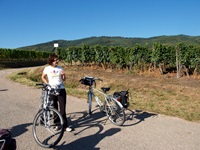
113, 90, 129, 108
80, 77, 94, 86
0, 128, 16, 150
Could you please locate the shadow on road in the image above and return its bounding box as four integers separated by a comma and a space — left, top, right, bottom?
67, 109, 107, 135
123, 109, 158, 126
68, 108, 158, 129
10, 123, 32, 138
53, 109, 121, 150
54, 108, 157, 149
66, 128, 121, 150
67, 108, 158, 130
0, 89, 8, 91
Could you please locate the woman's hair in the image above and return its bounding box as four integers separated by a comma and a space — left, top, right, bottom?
48, 54, 58, 65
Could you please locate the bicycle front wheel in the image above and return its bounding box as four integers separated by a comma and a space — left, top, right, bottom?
32, 107, 64, 148
105, 98, 125, 126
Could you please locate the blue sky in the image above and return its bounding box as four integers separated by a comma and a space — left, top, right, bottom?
1, 0, 200, 49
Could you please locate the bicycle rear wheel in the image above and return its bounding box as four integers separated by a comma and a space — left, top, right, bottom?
32, 107, 64, 148
105, 98, 125, 126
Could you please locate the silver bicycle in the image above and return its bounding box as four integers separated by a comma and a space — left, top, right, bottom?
32, 84, 64, 148
80, 76, 125, 126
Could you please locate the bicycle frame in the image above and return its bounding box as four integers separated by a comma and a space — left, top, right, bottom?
0, 139, 5, 150
81, 76, 126, 126
40, 86, 54, 109
88, 86, 124, 111
39, 85, 55, 128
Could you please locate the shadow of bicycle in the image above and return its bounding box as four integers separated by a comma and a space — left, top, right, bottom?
9, 123, 32, 137
67, 109, 108, 135
54, 108, 157, 149
67, 107, 158, 130
123, 109, 158, 126
53, 109, 122, 149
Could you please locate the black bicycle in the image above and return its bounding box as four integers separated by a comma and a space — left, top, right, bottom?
32, 83, 64, 148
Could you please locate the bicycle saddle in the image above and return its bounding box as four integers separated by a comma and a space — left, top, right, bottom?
101, 87, 110, 93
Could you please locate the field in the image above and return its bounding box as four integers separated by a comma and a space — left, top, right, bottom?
7, 63, 200, 123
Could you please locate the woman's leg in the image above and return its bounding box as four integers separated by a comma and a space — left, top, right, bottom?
50, 94, 60, 124
49, 94, 58, 109
58, 89, 68, 128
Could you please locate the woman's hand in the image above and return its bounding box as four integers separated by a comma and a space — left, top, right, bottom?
60, 70, 65, 75
61, 70, 66, 81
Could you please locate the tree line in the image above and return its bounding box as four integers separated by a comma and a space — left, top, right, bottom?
0, 48, 51, 60
56, 43, 200, 78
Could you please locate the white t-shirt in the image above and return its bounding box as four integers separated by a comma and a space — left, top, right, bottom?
43, 66, 65, 89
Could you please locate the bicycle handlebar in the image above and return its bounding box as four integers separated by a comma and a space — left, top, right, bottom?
36, 83, 51, 90
94, 77, 103, 82
36, 83, 45, 86
36, 83, 49, 87
80, 76, 103, 87
36, 83, 61, 96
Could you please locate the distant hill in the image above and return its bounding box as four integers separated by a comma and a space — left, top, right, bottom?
18, 35, 200, 52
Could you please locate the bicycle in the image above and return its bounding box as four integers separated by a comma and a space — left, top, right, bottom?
0, 139, 5, 150
32, 83, 65, 148
80, 76, 126, 126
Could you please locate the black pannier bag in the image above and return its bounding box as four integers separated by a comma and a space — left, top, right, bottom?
0, 128, 16, 150
80, 76, 94, 86
113, 90, 129, 108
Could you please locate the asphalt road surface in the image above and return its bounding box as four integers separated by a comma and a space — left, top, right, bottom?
0, 68, 200, 150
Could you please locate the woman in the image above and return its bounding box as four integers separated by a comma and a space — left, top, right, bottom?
41, 54, 72, 132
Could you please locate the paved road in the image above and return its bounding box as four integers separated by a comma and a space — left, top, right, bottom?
1, 68, 200, 150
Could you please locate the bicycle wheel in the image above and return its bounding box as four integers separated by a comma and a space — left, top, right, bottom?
32, 107, 64, 148
88, 91, 92, 115
105, 98, 125, 126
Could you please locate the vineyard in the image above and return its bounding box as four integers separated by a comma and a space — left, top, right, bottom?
0, 48, 52, 68
0, 48, 51, 60
56, 43, 200, 78
1, 42, 200, 78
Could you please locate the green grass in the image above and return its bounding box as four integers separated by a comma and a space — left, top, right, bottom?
6, 64, 200, 123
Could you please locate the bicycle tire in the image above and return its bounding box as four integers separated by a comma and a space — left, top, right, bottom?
105, 98, 125, 126
32, 107, 64, 148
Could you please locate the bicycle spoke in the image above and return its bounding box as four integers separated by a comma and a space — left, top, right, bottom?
106, 99, 125, 126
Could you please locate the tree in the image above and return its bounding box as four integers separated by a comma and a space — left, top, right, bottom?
176, 43, 189, 78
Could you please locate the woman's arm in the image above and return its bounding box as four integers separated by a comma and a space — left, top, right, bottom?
41, 72, 48, 84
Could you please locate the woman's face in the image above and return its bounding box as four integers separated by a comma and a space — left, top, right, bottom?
52, 58, 59, 67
